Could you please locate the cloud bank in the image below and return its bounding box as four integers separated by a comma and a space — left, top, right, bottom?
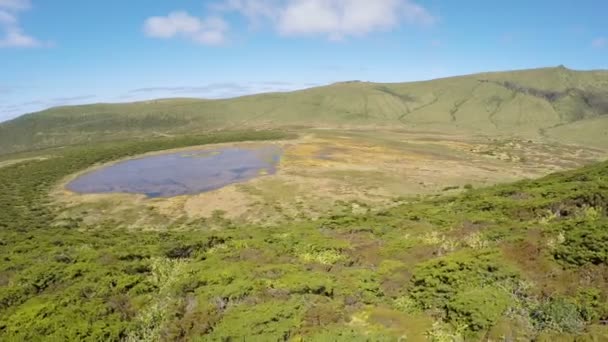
143, 0, 436, 44
128, 81, 309, 98
0, 94, 97, 122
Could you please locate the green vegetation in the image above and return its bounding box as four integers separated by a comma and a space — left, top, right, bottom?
0, 130, 607, 340
1, 66, 608, 154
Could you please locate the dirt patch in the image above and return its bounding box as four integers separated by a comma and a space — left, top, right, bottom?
182, 186, 255, 219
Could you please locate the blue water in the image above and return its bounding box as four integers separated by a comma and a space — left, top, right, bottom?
67, 146, 282, 198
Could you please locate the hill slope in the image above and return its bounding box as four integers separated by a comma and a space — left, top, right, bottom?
1, 133, 607, 340
1, 66, 607, 154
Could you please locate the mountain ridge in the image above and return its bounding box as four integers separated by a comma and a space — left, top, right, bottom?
1, 66, 607, 154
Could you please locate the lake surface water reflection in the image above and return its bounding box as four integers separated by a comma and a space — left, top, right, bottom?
67, 146, 282, 197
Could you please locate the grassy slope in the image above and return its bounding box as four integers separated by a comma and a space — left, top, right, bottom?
0, 132, 607, 340
1, 66, 607, 154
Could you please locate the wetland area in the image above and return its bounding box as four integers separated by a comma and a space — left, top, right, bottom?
54, 129, 607, 229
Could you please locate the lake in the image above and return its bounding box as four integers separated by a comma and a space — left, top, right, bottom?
67, 145, 282, 197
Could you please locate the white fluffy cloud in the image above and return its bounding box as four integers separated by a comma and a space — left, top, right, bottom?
218, 0, 279, 23
0, 0, 43, 48
143, 11, 229, 45
145, 0, 436, 45
280, 0, 434, 39
222, 0, 435, 40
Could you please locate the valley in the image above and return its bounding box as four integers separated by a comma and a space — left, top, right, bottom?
2, 0, 608, 338
1, 67, 607, 341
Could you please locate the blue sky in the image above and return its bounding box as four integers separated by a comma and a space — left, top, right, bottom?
0, 0, 607, 121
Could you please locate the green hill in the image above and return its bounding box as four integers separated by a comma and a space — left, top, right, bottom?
1, 66, 608, 154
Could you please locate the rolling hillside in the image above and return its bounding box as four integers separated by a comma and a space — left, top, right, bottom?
1, 66, 608, 154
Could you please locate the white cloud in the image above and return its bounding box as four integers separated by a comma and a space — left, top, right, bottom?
143, 11, 229, 45
0, 26, 41, 47
0, 0, 44, 48
0, 10, 16, 25
219, 0, 436, 40
218, 0, 279, 23
0, 0, 30, 11
149, 0, 436, 44
127, 81, 310, 99
592, 37, 607, 49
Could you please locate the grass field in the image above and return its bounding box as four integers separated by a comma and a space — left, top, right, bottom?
1, 130, 608, 340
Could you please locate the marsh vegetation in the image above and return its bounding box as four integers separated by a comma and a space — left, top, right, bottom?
53, 129, 606, 229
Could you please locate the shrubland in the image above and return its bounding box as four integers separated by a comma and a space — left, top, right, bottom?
0, 130, 607, 341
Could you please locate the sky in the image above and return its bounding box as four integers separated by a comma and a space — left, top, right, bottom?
0, 0, 607, 122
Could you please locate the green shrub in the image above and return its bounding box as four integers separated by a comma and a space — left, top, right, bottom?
208, 299, 303, 341
532, 298, 585, 334
575, 288, 608, 323
447, 287, 511, 332
554, 219, 608, 265
410, 249, 519, 310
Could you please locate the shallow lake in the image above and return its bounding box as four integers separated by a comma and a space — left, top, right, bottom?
67, 146, 282, 197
